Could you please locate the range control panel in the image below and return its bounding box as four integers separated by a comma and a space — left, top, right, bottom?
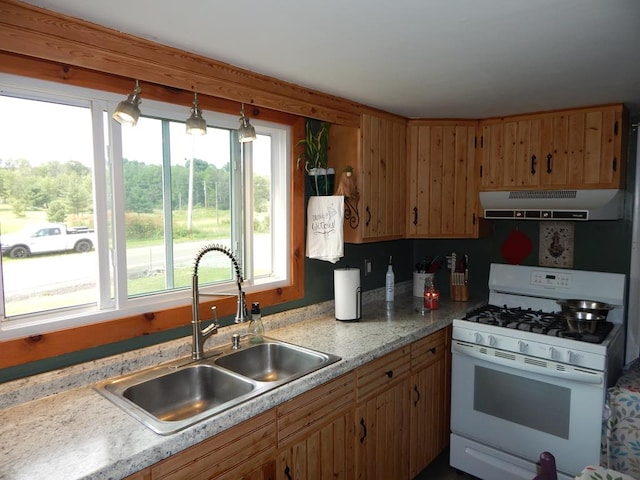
530, 270, 572, 289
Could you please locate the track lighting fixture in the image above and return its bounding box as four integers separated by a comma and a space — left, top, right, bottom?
112, 80, 142, 127
238, 103, 256, 143
186, 92, 207, 136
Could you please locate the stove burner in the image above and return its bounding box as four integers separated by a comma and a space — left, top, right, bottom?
463, 304, 613, 344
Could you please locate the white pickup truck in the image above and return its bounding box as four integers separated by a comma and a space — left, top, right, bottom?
0, 223, 96, 259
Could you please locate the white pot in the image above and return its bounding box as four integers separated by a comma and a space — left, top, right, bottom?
308, 167, 335, 175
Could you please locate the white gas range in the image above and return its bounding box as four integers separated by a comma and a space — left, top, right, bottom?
450, 263, 626, 480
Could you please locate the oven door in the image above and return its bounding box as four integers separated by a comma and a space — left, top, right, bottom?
451, 340, 605, 478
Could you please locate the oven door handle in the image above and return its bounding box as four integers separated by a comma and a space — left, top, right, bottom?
453, 342, 604, 385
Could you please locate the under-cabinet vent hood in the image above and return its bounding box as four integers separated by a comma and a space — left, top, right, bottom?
480, 189, 624, 220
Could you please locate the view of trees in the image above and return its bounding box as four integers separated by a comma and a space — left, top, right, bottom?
0, 157, 270, 226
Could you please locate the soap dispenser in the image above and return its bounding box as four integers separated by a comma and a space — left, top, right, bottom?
248, 302, 265, 343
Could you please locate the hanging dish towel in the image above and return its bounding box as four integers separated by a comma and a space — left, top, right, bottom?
306, 195, 344, 263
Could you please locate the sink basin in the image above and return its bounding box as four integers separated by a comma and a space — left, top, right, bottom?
123, 365, 254, 422
215, 341, 331, 382
95, 337, 340, 435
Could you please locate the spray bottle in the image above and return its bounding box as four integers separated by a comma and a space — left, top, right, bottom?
385, 256, 395, 302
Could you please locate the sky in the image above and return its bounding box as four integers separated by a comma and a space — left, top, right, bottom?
0, 95, 271, 175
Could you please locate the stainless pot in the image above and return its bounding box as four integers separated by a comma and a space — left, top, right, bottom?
561, 310, 607, 334
556, 299, 613, 334
557, 299, 613, 317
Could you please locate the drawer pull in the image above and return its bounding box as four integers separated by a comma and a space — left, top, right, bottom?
429, 347, 436, 354
385, 370, 394, 378
414, 384, 421, 407
360, 417, 367, 443
284, 465, 292, 480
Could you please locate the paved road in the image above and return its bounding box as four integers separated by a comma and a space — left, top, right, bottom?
2, 237, 270, 301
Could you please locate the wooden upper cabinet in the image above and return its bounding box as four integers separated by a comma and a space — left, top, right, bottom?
329, 113, 407, 243
406, 120, 484, 238
479, 104, 626, 191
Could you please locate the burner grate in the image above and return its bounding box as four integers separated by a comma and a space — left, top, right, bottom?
463, 304, 613, 344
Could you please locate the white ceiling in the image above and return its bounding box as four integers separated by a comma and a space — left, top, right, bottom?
20, 0, 640, 119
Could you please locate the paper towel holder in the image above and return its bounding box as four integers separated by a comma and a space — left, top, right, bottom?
334, 267, 362, 322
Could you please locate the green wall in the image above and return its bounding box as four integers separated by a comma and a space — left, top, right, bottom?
2, 125, 636, 384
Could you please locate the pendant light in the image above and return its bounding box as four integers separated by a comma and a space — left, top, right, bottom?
186, 92, 207, 136
238, 103, 256, 143
112, 80, 142, 127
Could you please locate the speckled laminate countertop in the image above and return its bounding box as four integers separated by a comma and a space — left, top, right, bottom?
0, 289, 482, 480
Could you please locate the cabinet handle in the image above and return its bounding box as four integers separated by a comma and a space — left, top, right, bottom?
284, 465, 292, 480
613, 157, 618, 172
546, 153, 553, 174
385, 370, 394, 378
360, 417, 367, 443
414, 384, 421, 407
530, 155, 537, 175
366, 206, 371, 227
413, 207, 418, 226
429, 347, 436, 354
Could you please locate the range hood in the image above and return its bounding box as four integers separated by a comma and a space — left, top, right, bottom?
480, 189, 624, 220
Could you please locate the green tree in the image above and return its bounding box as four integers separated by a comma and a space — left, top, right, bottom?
253, 175, 270, 213
65, 176, 92, 215
47, 200, 67, 223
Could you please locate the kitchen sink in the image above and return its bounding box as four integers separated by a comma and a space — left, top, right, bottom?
95, 337, 340, 435
122, 364, 254, 422
215, 341, 332, 382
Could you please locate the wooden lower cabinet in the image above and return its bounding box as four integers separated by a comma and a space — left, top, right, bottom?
276, 373, 356, 480
127, 329, 451, 480
356, 377, 411, 480
409, 327, 450, 477
149, 410, 277, 480
125, 469, 152, 480
355, 346, 411, 480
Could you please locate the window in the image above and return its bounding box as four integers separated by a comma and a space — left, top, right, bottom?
0, 74, 290, 340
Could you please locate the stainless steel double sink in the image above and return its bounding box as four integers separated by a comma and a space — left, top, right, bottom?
95, 337, 341, 435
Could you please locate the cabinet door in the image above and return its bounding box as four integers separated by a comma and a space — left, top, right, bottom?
409, 328, 449, 477
479, 120, 507, 189
277, 373, 356, 480
355, 346, 411, 479
277, 411, 355, 480
355, 377, 410, 480
361, 113, 406, 241
480, 104, 625, 191
406, 121, 480, 238
151, 410, 277, 480
329, 114, 406, 243
125, 469, 152, 480
567, 105, 624, 188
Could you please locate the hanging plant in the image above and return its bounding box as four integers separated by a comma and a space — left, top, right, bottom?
296, 120, 334, 195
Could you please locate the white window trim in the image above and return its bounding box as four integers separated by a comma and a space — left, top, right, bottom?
0, 74, 291, 341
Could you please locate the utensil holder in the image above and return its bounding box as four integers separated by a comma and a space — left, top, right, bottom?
450, 273, 469, 302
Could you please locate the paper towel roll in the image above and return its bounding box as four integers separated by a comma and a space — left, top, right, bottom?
334, 268, 361, 321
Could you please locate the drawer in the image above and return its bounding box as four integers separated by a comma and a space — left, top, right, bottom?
411, 328, 448, 370
277, 372, 355, 447
356, 346, 410, 402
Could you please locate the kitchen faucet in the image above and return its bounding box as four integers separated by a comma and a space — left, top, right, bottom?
191, 244, 248, 360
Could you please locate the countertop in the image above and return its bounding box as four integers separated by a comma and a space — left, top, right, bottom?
0, 290, 482, 480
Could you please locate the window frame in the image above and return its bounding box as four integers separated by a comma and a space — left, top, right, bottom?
0, 62, 305, 369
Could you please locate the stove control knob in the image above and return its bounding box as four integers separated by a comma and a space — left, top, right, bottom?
488, 335, 497, 347
567, 350, 576, 363
548, 346, 556, 360
518, 341, 528, 353
474, 332, 483, 343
